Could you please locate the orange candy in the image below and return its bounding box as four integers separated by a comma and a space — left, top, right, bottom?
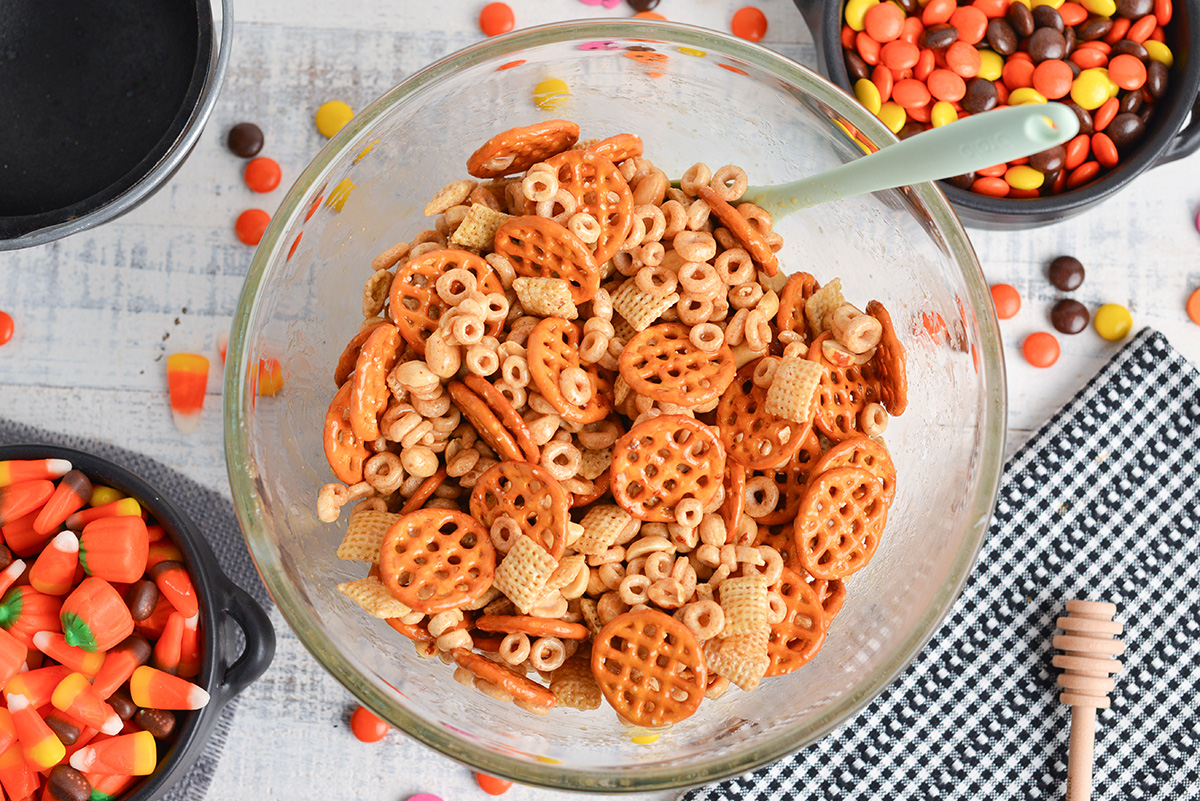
79, 516, 150, 584
872, 64, 894, 102
32, 470, 91, 535
350, 705, 389, 743
479, 2, 514, 37
91, 634, 152, 700
128, 665, 210, 710
1032, 59, 1073, 100
921, 0, 956, 25
731, 7, 768, 42
1108, 54, 1147, 90
1092, 133, 1119, 169
948, 5, 987, 44
863, 3, 905, 42
1023, 332, 1061, 368
1093, 96, 1119, 132
69, 730, 157, 776
1065, 133, 1091, 170
60, 577, 135, 653
0, 628, 27, 688
29, 531, 80, 596
243, 157, 281, 193
0, 479, 53, 527
0, 311, 11, 347
945, 41, 981, 77
927, 69, 966, 102
892, 78, 931, 108
148, 560, 198, 618
880, 39, 919, 70
235, 209, 270, 246
167, 352, 210, 434
1059, 2, 1089, 25
1128, 14, 1156, 43
990, 284, 1021, 319
1067, 160, 1102, 188
1186, 288, 1200, 326
476, 772, 514, 795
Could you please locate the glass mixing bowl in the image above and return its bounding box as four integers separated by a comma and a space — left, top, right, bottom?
225, 20, 1007, 792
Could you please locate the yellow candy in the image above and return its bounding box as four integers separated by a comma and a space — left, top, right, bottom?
1009, 87, 1048, 106
315, 101, 354, 138
978, 50, 1004, 81
1081, 0, 1116, 15
1071, 69, 1111, 110
878, 101, 907, 133
353, 139, 378, 165
844, 0, 880, 31
931, 100, 956, 127
1145, 40, 1173, 67
1094, 304, 1133, 341
631, 733, 660, 745
533, 78, 570, 111
677, 46, 706, 57
854, 78, 882, 115
1005, 165, 1045, 190
89, 486, 125, 507
325, 178, 356, 212
1031, 0, 1064, 7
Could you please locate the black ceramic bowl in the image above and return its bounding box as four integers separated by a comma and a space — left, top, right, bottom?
0, 444, 274, 801
0, 0, 232, 250
795, 0, 1200, 228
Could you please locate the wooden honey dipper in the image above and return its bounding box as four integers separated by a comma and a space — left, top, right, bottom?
1052, 600, 1125, 801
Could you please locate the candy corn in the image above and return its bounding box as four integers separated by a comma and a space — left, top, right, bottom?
0, 459, 71, 488
32, 470, 92, 535
151, 612, 184, 675
69, 730, 156, 775
43, 708, 88, 747
0, 479, 54, 526
177, 614, 201, 679
3, 665, 71, 707
166, 353, 210, 434
148, 560, 197, 618
129, 666, 209, 710
9, 692, 66, 770
84, 770, 136, 800
31, 632, 105, 678
90, 635, 151, 700
0, 560, 24, 599
0, 736, 38, 801
133, 594, 173, 640
29, 531, 80, 596
145, 539, 183, 570
78, 517, 149, 584
60, 578, 133, 653
0, 586, 64, 649
0, 628, 27, 688
63, 498, 141, 532
256, 357, 285, 396
51, 673, 122, 736
2, 510, 54, 558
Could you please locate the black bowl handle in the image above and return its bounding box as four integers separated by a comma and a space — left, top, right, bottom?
210, 579, 276, 708
1153, 91, 1200, 166
794, 0, 833, 72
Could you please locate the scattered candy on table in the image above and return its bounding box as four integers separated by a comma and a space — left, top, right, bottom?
1048, 255, 1085, 291
633, 11, 667, 20
235, 209, 271, 246
227, 122, 264, 158
0, 311, 13, 346
732, 7, 768, 42
1094, 302, 1134, 340
1187, 287, 1200, 325
166, 352, 211, 434
316, 100, 355, 138
480, 2, 515, 37
350, 705, 390, 742
533, 78, 570, 110
990, 282, 1021, 319
244, 157, 282, 193
475, 772, 514, 795
405, 795, 445, 801
1023, 331, 1061, 367
1051, 298, 1090, 334
627, 0, 660, 10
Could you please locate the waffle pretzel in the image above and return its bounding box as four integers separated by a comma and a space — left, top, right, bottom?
543, 149, 634, 266
591, 609, 707, 726
748, 428, 823, 526
466, 119, 580, 179
808, 436, 897, 506
349, 323, 402, 441
447, 380, 526, 463
776, 272, 820, 343
793, 466, 887, 580
765, 567, 827, 677
470, 460, 571, 559
619, 323, 737, 408
323, 381, 370, 485
463, 374, 540, 463
805, 571, 847, 621
862, 300, 908, 416
527, 317, 613, 425
695, 186, 778, 276
585, 133, 643, 163
452, 648, 558, 710
611, 415, 725, 523
807, 332, 875, 442
495, 216, 600, 304
379, 508, 496, 614
716, 359, 811, 470
389, 249, 503, 355
475, 614, 591, 641
335, 321, 386, 387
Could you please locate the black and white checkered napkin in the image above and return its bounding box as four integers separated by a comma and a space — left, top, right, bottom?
684, 328, 1200, 801
0, 419, 272, 801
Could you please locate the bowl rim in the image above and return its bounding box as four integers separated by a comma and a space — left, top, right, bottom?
224, 18, 1008, 792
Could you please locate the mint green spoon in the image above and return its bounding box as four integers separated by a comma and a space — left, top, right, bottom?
743, 102, 1080, 220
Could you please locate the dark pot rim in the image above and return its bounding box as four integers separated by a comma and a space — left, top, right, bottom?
796, 0, 1200, 226
0, 0, 234, 251
0, 444, 274, 801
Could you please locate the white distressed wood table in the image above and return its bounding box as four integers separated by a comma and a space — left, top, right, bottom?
1, 1, 1198, 798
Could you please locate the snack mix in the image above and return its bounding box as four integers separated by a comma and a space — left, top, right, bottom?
320, 121, 908, 727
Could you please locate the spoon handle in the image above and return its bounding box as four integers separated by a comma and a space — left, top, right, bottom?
744, 102, 1080, 219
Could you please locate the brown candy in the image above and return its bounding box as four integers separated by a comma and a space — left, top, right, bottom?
226, 122, 264, 158
47, 765, 92, 801
125, 579, 160, 622
1051, 299, 1090, 335
135, 707, 177, 739
109, 686, 138, 720
1048, 255, 1086, 291
44, 710, 83, 745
